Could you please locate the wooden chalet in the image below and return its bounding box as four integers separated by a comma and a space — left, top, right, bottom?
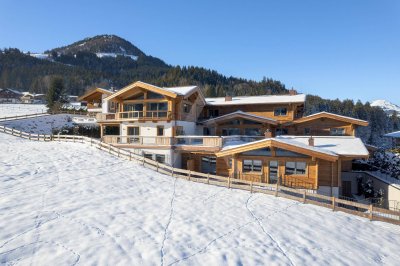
78, 88, 113, 112
80, 81, 371, 196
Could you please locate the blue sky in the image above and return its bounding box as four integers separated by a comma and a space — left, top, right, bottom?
1, 0, 399, 104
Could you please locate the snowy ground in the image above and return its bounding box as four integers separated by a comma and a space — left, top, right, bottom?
0, 114, 76, 134
1, 133, 400, 265
0, 104, 47, 118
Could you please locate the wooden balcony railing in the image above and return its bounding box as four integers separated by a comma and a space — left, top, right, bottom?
96, 111, 173, 121
174, 136, 223, 147
102, 136, 172, 145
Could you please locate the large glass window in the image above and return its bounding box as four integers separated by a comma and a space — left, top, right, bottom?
147, 91, 164, 99
147, 102, 168, 117
122, 104, 143, 118
244, 128, 262, 136
276, 128, 288, 136
127, 127, 139, 136
222, 128, 241, 136
155, 154, 166, 164
274, 107, 288, 116
243, 160, 262, 172
285, 161, 307, 175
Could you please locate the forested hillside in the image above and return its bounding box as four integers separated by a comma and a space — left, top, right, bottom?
0, 35, 398, 146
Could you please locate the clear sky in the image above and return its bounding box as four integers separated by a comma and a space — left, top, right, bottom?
1, 0, 399, 104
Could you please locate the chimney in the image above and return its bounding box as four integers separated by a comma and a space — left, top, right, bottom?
289, 88, 297, 95
225, 95, 232, 102
264, 129, 273, 138
308, 136, 314, 146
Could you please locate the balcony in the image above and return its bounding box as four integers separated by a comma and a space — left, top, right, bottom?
173, 136, 223, 152
96, 111, 173, 122
102, 136, 173, 146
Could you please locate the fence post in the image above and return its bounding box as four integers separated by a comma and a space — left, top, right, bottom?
207, 173, 210, 184
188, 170, 191, 181
250, 181, 253, 193
129, 152, 132, 161
171, 168, 174, 177
117, 148, 120, 157
29, 133, 31, 140
19, 131, 22, 137
332, 197, 335, 211
109, 144, 111, 154
228, 176, 231, 188
303, 190, 306, 203
156, 162, 159, 172
73, 135, 75, 143
369, 204, 373, 221
275, 176, 280, 197
37, 134, 39, 141
11, 128, 14, 135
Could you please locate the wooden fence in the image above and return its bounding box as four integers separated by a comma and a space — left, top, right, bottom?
1, 124, 400, 226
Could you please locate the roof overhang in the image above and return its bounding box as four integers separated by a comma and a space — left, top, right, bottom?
216, 138, 338, 162
287, 112, 369, 127
78, 88, 113, 102
104, 81, 178, 101
203, 111, 278, 126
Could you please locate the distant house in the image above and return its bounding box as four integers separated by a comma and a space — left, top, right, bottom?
0, 88, 23, 103
384, 131, 400, 148
78, 88, 113, 113
21, 92, 46, 104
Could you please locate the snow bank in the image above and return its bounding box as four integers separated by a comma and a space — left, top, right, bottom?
0, 104, 47, 118
1, 133, 400, 265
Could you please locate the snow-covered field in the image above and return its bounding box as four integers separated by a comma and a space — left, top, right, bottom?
1, 133, 400, 265
0, 114, 76, 134
0, 104, 47, 118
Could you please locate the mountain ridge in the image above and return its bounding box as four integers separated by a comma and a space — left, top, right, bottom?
371, 99, 400, 116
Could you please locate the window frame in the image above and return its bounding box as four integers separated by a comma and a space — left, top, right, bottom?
157, 125, 164, 136
285, 161, 307, 175
274, 107, 288, 116
242, 159, 262, 173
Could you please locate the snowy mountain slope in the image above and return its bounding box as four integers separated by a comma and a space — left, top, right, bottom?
1, 133, 400, 265
371, 99, 400, 116
0, 104, 47, 118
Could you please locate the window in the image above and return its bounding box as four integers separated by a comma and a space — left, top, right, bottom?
274, 107, 288, 116
222, 128, 241, 136
127, 127, 139, 136
157, 126, 164, 136
209, 109, 219, 117
147, 102, 168, 117
244, 128, 262, 136
330, 128, 345, 136
147, 91, 164, 99
285, 161, 307, 175
175, 126, 184, 136
155, 154, 166, 164
276, 128, 288, 136
203, 127, 210, 136
243, 160, 262, 172
201, 156, 216, 174
304, 128, 311, 135
269, 161, 278, 183
243, 120, 262, 125
183, 103, 191, 113
228, 158, 232, 168
144, 153, 153, 160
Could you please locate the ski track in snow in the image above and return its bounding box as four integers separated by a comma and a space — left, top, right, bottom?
1, 106, 400, 265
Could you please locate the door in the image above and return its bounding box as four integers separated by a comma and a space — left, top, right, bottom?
269, 161, 278, 184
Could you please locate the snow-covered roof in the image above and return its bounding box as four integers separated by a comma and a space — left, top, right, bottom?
384, 131, 400, 138
203, 110, 278, 125
276, 136, 369, 157
289, 111, 369, 126
162, 86, 198, 96
219, 135, 369, 159
205, 94, 306, 106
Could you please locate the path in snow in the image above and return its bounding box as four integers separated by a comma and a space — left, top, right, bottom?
1, 133, 400, 265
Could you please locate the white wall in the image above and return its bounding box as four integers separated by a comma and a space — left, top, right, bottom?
175, 121, 197, 135
120, 121, 174, 137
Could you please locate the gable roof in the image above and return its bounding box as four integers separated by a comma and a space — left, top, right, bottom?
78, 88, 113, 101
104, 81, 204, 103
217, 135, 369, 161
289, 111, 369, 126
205, 94, 306, 106
203, 110, 278, 126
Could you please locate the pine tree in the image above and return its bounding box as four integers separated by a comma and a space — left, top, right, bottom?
46, 77, 65, 109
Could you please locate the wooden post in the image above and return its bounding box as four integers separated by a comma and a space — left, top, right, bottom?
171, 168, 174, 177
11, 128, 14, 135
275, 175, 280, 197
142, 155, 145, 166
109, 145, 111, 154
29, 133, 31, 140
228, 176, 231, 188
156, 162, 159, 172
303, 190, 306, 203
207, 173, 210, 184
369, 204, 373, 221
332, 197, 335, 211
188, 170, 191, 181
129, 152, 132, 161
250, 181, 253, 193
73, 135, 75, 143
117, 148, 120, 157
